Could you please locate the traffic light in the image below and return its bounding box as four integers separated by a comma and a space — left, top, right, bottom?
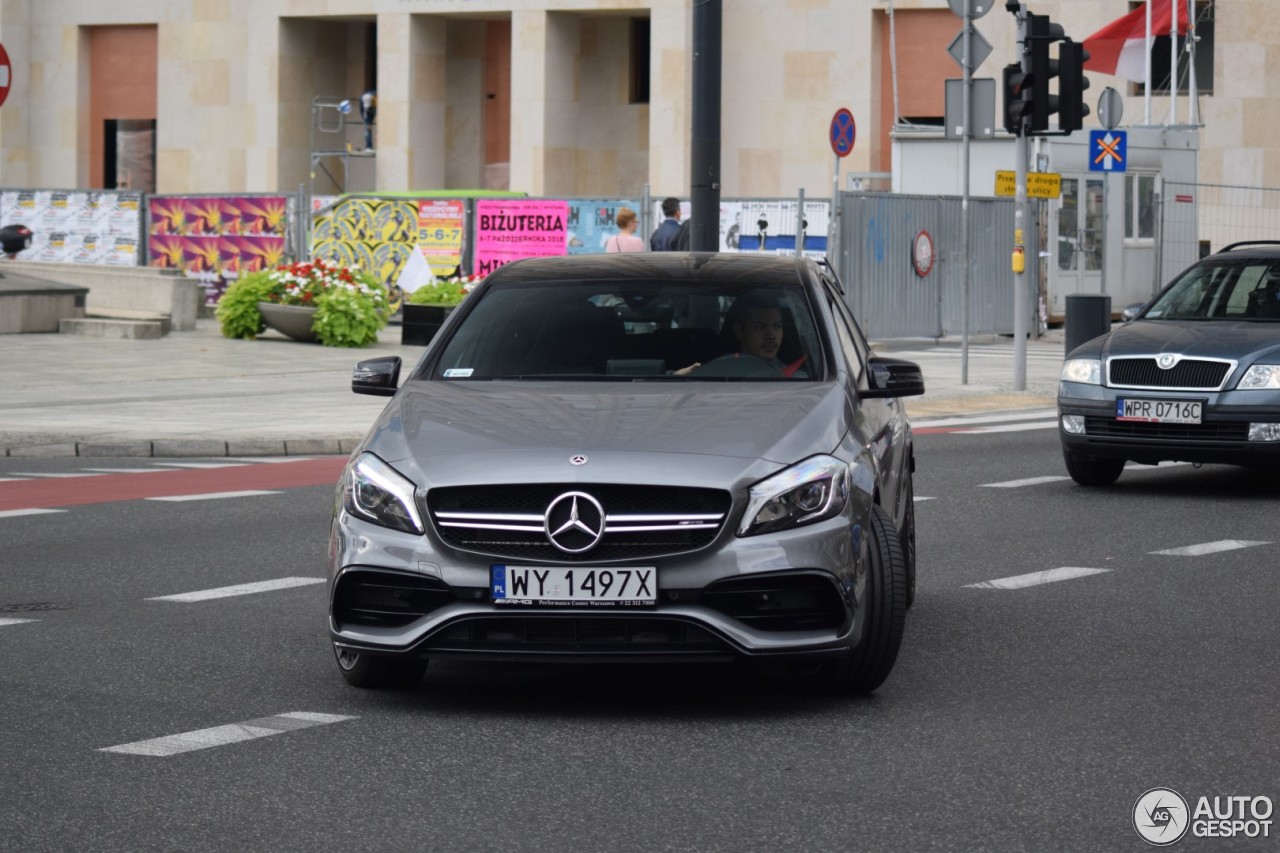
1058, 40, 1092, 134
1002, 63, 1033, 137
1026, 12, 1065, 133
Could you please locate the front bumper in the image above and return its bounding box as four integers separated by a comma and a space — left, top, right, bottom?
1058, 381, 1280, 466
328, 510, 865, 664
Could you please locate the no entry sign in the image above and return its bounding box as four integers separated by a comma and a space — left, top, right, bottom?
0, 42, 10, 109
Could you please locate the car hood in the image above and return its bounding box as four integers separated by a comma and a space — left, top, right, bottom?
1090, 320, 1280, 362
363, 381, 853, 473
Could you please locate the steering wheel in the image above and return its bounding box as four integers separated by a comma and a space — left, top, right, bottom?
691, 353, 785, 378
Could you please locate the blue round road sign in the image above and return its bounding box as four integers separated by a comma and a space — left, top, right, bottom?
830, 108, 856, 158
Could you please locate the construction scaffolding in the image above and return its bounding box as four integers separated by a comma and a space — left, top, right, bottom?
309, 95, 375, 197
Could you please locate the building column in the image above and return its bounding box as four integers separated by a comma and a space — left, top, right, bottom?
509, 10, 548, 194
647, 3, 690, 198
377, 13, 446, 192
244, 11, 281, 192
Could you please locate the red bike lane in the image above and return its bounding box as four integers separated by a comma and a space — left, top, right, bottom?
0, 457, 348, 513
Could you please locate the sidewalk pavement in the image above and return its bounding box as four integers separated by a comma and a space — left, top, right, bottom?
0, 320, 1065, 458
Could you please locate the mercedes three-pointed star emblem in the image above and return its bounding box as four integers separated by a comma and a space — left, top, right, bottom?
544, 491, 606, 554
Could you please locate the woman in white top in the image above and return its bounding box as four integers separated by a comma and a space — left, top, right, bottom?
605, 207, 647, 253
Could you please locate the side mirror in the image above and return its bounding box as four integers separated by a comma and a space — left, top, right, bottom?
863, 356, 925, 398
352, 356, 401, 397
1121, 303, 1145, 322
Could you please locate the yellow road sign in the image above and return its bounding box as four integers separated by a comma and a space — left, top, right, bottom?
995, 170, 1061, 199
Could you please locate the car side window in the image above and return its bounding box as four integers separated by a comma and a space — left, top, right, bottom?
824, 290, 866, 385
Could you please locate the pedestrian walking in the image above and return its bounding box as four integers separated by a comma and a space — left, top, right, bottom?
649, 197, 681, 251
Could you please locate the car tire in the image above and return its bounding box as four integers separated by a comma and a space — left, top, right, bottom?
789, 504, 908, 695
1062, 448, 1125, 486
901, 478, 917, 610
333, 645, 427, 689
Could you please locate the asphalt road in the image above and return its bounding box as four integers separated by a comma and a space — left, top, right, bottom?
2, 423, 1278, 852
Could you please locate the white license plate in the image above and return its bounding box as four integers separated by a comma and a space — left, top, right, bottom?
1116, 398, 1202, 424
491, 565, 657, 607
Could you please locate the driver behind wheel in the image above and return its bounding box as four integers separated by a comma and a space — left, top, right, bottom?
674, 291, 808, 377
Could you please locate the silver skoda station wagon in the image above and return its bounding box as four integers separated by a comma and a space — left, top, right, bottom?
330, 253, 923, 694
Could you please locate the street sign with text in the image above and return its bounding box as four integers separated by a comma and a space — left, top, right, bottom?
995, 170, 1061, 199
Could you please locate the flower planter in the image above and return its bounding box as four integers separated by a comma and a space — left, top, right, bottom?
402, 303, 454, 345
258, 302, 319, 343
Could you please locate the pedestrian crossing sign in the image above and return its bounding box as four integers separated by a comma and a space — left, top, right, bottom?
1089, 130, 1127, 172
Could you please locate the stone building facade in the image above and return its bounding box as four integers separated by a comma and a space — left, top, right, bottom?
0, 0, 1269, 198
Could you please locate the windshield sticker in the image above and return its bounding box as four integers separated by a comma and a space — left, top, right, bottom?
443, 368, 475, 378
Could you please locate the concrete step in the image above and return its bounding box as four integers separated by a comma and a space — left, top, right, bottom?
59, 317, 167, 339
85, 307, 172, 335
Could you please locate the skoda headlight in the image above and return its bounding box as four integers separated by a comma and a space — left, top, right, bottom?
1237, 364, 1280, 390
343, 453, 423, 534
1061, 358, 1101, 385
738, 455, 850, 537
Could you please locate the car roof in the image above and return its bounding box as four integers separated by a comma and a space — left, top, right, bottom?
1210, 241, 1280, 261
483, 252, 814, 286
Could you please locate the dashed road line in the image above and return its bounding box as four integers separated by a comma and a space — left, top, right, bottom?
1149, 540, 1271, 557
980, 475, 1071, 488
145, 490, 282, 502
80, 467, 171, 474
911, 409, 1058, 430
152, 462, 252, 470
0, 618, 39, 628
964, 421, 1059, 434
7, 472, 108, 479
1125, 461, 1193, 470
965, 567, 1111, 589
913, 496, 937, 502
147, 577, 324, 602
0, 508, 66, 518
99, 711, 357, 757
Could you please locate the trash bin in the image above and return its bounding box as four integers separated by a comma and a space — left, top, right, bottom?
1064, 293, 1112, 354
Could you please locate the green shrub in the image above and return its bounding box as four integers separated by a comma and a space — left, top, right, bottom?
215, 270, 273, 339
313, 286, 388, 348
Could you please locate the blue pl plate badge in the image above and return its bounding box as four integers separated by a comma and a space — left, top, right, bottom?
491, 564, 506, 599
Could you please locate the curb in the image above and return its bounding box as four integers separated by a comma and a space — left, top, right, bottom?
3, 437, 365, 459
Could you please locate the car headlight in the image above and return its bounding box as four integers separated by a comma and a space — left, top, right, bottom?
738, 455, 849, 537
1236, 364, 1280, 390
343, 453, 424, 534
1061, 358, 1101, 385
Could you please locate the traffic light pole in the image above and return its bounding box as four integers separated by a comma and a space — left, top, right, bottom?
1012, 2, 1029, 391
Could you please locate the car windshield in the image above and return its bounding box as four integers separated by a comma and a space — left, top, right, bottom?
1143, 258, 1280, 321
429, 278, 825, 381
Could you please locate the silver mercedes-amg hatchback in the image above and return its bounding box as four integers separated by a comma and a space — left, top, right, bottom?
329, 252, 923, 694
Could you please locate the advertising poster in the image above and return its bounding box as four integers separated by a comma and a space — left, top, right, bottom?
311, 198, 421, 293
565, 199, 641, 254
416, 198, 465, 276
473, 198, 569, 276
148, 195, 289, 279
735, 200, 830, 258
0, 189, 142, 265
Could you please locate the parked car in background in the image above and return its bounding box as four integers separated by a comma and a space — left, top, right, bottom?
1058, 241, 1280, 485
330, 252, 924, 694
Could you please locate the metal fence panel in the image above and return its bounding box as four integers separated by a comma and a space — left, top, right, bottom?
1163, 181, 1280, 270
838, 192, 1014, 340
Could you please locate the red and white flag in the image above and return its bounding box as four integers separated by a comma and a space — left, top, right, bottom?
1083, 0, 1190, 82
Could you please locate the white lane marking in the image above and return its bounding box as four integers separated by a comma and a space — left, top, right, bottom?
964, 421, 1060, 434
980, 475, 1072, 488
912, 409, 1058, 429
1149, 540, 1271, 557
913, 496, 936, 502
151, 462, 250, 470
1125, 461, 1193, 470
0, 618, 39, 627
81, 467, 170, 474
0, 508, 66, 518
0, 477, 33, 483
966, 567, 1111, 589
99, 711, 357, 757
147, 577, 324, 602
225, 456, 314, 464
7, 472, 107, 478
145, 490, 281, 502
